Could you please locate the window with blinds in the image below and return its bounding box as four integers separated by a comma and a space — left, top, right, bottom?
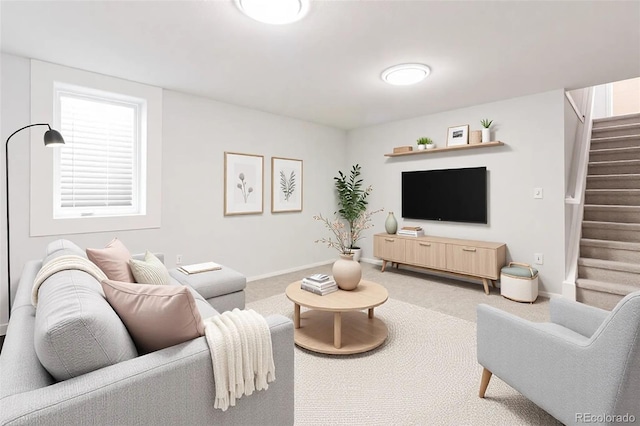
54, 86, 145, 218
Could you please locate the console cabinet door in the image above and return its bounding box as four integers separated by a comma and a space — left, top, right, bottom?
374, 235, 406, 262
406, 240, 446, 269
446, 245, 497, 279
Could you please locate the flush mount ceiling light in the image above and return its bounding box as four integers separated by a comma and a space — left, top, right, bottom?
235, 0, 309, 25
381, 63, 431, 86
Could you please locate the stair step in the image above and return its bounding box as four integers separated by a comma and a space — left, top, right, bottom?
582, 221, 640, 243
576, 278, 640, 295
578, 258, 640, 285
580, 238, 640, 263
587, 159, 640, 175
584, 189, 640, 206
578, 257, 640, 273
575, 278, 639, 310
592, 123, 640, 138
590, 135, 640, 150
589, 146, 640, 162
583, 205, 640, 223
592, 113, 640, 128
586, 174, 640, 189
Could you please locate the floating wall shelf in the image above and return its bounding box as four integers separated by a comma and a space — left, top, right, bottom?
384, 141, 504, 157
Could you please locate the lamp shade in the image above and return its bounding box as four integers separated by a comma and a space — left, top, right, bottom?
44, 129, 65, 147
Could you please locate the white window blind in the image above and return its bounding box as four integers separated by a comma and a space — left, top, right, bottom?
54, 88, 145, 218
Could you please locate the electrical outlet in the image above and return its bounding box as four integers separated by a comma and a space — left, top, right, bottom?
533, 188, 543, 199
176, 254, 183, 265
534, 253, 544, 265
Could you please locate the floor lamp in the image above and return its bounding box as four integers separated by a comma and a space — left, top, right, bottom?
5, 124, 64, 319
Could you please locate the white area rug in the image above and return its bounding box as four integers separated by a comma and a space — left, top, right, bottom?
248, 294, 561, 426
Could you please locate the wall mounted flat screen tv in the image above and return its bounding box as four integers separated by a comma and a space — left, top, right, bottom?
402, 167, 487, 224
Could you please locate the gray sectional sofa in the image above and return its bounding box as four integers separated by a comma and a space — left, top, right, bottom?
0, 240, 294, 426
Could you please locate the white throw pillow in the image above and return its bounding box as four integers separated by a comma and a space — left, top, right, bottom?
129, 251, 171, 285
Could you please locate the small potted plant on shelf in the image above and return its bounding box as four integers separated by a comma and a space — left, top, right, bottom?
417, 137, 434, 150
480, 119, 493, 143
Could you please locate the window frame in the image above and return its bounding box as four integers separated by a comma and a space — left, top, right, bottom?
53, 84, 145, 219
30, 59, 161, 237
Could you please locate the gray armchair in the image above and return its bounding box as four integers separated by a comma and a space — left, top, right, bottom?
477, 291, 640, 426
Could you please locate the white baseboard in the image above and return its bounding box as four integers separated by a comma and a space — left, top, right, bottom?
247, 259, 334, 282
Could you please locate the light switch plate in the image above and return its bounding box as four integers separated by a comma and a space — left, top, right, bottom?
534, 253, 544, 265
534, 188, 543, 199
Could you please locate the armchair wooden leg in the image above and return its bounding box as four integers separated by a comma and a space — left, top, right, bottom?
479, 368, 492, 398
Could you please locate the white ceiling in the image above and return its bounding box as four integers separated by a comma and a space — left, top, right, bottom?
2, 1, 639, 130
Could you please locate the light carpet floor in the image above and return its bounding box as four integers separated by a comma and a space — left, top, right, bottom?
247, 293, 561, 426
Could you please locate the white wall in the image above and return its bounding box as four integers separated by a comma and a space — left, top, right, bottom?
347, 90, 567, 295
1, 53, 347, 331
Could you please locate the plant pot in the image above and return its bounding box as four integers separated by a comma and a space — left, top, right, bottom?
350, 247, 362, 262
332, 254, 362, 291
426, 144, 435, 149
417, 145, 426, 151
482, 128, 491, 143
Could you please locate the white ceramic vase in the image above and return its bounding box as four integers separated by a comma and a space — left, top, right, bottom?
332, 254, 362, 291
417, 144, 426, 151
482, 128, 491, 143
426, 144, 435, 149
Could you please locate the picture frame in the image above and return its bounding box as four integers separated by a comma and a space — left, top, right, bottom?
447, 124, 469, 147
271, 157, 303, 213
224, 152, 264, 216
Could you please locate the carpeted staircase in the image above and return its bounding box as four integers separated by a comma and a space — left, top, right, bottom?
576, 113, 640, 310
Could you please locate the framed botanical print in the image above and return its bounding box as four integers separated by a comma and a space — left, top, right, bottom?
271, 157, 303, 213
224, 152, 264, 216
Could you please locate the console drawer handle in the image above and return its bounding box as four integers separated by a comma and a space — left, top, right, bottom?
462, 247, 477, 252
419, 243, 431, 247
385, 238, 395, 242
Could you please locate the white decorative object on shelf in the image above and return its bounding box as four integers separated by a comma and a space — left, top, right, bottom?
480, 119, 493, 143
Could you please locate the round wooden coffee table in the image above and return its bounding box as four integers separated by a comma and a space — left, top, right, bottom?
285, 280, 388, 355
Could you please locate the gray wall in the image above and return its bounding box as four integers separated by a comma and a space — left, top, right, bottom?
1, 52, 571, 332
1, 53, 347, 330
347, 90, 567, 295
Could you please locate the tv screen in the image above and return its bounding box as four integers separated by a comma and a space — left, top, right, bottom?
402, 167, 487, 224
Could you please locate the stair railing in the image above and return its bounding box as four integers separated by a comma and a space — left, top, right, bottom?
563, 87, 595, 300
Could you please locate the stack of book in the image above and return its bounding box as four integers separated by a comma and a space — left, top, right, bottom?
301, 274, 338, 296
398, 226, 425, 237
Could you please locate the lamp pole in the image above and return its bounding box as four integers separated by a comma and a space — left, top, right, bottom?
5, 124, 64, 319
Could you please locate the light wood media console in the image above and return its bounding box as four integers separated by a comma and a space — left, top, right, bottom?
373, 233, 507, 294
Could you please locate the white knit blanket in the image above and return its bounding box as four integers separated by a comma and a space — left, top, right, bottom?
203, 308, 276, 411
32, 254, 108, 306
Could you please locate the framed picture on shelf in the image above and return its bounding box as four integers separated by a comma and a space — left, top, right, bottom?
224, 152, 264, 216
447, 124, 469, 147
271, 157, 303, 213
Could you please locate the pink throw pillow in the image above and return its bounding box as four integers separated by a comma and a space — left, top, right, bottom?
101, 279, 204, 354
86, 238, 135, 282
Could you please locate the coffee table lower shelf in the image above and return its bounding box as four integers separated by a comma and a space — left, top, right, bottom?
294, 310, 388, 355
